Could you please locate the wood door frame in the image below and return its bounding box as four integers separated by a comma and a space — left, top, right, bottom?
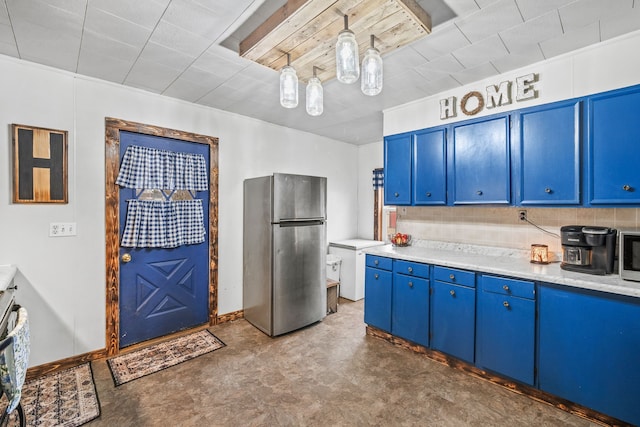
105, 118, 219, 356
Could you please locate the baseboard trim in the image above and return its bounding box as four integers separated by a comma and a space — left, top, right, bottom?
365, 325, 630, 427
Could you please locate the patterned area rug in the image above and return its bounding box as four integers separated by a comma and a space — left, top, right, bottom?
21, 363, 100, 427
107, 329, 225, 386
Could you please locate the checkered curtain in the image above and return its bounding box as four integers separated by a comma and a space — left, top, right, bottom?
372, 168, 384, 189
120, 199, 206, 248
116, 145, 208, 191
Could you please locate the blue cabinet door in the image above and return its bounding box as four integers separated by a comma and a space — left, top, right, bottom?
589, 86, 640, 204
451, 115, 511, 204
384, 133, 412, 205
413, 127, 447, 205
364, 266, 392, 332
538, 284, 640, 426
516, 100, 581, 205
392, 273, 429, 347
430, 281, 475, 363
476, 276, 535, 385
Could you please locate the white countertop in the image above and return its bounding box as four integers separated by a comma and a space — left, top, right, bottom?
364, 241, 640, 298
0, 265, 17, 292
329, 239, 386, 250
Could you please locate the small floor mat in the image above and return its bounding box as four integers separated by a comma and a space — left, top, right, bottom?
21, 362, 100, 427
107, 329, 225, 386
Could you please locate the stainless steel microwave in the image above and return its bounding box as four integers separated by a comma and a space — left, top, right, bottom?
619, 231, 640, 281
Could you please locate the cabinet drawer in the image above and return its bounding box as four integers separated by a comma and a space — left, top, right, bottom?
366, 255, 392, 271
480, 275, 535, 300
433, 266, 475, 288
393, 260, 430, 278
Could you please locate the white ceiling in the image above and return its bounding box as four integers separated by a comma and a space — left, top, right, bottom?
1, 0, 639, 145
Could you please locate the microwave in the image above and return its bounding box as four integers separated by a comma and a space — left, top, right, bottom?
619, 231, 640, 281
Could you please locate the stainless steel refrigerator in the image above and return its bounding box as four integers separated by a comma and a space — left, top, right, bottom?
243, 173, 327, 336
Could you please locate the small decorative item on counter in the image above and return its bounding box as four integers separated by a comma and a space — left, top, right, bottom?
390, 232, 411, 247
530, 244, 549, 264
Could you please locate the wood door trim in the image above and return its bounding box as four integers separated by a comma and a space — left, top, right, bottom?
104, 118, 219, 356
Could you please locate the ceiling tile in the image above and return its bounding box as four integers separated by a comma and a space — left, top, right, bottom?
76, 49, 133, 83
13, 20, 81, 71
83, 6, 151, 49
514, 0, 574, 20
161, 0, 233, 41
455, 0, 523, 43
137, 41, 196, 71
0, 2, 10, 26
450, 61, 499, 85
600, 8, 640, 41
176, 67, 227, 88
414, 54, 464, 80
444, 0, 481, 16
89, 0, 170, 30
491, 45, 545, 73
539, 21, 601, 59
558, 0, 633, 31
149, 20, 211, 57
6, 0, 85, 33
192, 47, 248, 79
163, 78, 212, 102
452, 35, 509, 68
124, 59, 184, 93
500, 10, 563, 52
383, 46, 429, 77
79, 30, 141, 65
410, 22, 470, 61
417, 74, 462, 96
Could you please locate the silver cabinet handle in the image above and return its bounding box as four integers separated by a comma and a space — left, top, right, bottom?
623, 185, 632, 191
374, 273, 379, 279
449, 274, 455, 280
408, 282, 413, 288
503, 301, 510, 308
394, 192, 399, 197
407, 267, 413, 273
545, 187, 552, 193
476, 190, 483, 196
426, 192, 431, 197
374, 260, 379, 265
450, 289, 455, 296
503, 285, 510, 292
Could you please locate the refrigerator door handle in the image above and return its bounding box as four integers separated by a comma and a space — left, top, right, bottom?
277, 219, 325, 227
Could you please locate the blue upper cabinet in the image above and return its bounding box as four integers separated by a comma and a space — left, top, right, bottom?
451, 115, 511, 204
514, 100, 581, 205
588, 86, 640, 205
384, 132, 412, 205
413, 127, 447, 205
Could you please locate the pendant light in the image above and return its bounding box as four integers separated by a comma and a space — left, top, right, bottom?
335, 15, 359, 84
280, 53, 298, 108
306, 67, 323, 116
361, 35, 383, 96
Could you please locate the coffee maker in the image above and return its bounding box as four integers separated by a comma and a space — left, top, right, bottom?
560, 225, 617, 275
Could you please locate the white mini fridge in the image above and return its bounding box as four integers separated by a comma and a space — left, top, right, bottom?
329, 239, 385, 301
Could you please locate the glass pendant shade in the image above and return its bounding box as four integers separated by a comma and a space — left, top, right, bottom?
280, 54, 298, 108
306, 74, 323, 116
361, 35, 383, 96
335, 15, 359, 84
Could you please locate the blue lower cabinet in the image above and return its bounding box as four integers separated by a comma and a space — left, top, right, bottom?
431, 281, 475, 363
538, 284, 640, 426
392, 273, 429, 347
364, 266, 392, 332
476, 275, 535, 385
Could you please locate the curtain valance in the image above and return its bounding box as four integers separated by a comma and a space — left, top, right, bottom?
116, 145, 208, 191
372, 168, 384, 190
120, 200, 206, 248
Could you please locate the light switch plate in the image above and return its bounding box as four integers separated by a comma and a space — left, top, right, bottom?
49, 222, 77, 237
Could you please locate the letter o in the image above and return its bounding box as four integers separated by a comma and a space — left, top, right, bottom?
460, 91, 484, 116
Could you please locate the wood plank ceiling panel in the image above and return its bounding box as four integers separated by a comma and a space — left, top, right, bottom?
240, 0, 432, 83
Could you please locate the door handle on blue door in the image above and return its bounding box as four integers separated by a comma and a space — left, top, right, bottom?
121, 253, 132, 263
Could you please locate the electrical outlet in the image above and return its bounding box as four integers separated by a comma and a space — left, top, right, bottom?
49, 222, 77, 237
518, 210, 527, 221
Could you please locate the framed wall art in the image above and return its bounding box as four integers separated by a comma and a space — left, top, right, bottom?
12, 124, 68, 203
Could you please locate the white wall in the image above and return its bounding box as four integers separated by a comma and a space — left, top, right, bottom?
0, 56, 359, 366
356, 141, 383, 239
384, 29, 640, 135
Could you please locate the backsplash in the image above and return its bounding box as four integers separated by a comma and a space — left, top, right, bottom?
397, 207, 639, 256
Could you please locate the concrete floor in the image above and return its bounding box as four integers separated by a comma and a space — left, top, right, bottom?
88, 299, 597, 426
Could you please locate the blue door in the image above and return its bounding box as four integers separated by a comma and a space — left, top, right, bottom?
118, 131, 209, 347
